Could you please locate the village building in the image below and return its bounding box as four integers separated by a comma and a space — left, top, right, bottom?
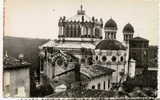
3, 53, 31, 97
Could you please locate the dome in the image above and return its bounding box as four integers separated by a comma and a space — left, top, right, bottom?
67, 14, 92, 22
67, 5, 92, 22
123, 23, 134, 33
104, 18, 117, 30
95, 40, 126, 50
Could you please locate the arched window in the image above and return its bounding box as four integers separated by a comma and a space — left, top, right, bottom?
65, 25, 69, 37
83, 27, 86, 36
97, 83, 101, 89
68, 24, 71, 37
108, 79, 110, 89
114, 33, 116, 39
86, 27, 88, 36
78, 26, 81, 37
102, 56, 107, 62
74, 26, 77, 37
112, 56, 117, 62
96, 55, 99, 61
103, 81, 106, 90
120, 56, 124, 62
95, 28, 100, 38
70, 25, 73, 37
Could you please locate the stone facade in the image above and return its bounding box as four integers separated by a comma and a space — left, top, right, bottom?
58, 5, 103, 40
39, 5, 137, 91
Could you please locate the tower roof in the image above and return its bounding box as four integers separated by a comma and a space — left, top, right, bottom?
123, 23, 134, 33
104, 18, 117, 30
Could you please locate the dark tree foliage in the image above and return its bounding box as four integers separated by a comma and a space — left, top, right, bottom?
123, 70, 157, 95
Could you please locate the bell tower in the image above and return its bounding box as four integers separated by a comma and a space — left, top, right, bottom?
123, 23, 134, 43
104, 18, 118, 40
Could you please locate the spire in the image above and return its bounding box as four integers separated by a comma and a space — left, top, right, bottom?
77, 2, 85, 15
80, 4, 83, 11
80, 0, 83, 9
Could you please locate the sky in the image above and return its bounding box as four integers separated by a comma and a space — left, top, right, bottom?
4, 0, 159, 45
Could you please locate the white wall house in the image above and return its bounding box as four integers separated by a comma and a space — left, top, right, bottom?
3, 55, 31, 98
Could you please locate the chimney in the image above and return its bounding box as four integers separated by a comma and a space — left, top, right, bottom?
18, 53, 24, 64
4, 51, 8, 64
5, 51, 8, 57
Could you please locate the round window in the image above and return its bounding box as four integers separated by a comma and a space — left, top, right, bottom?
102, 56, 107, 62
112, 56, 117, 62
120, 56, 123, 62
56, 58, 64, 66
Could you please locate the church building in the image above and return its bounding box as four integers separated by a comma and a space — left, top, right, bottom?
39, 5, 136, 91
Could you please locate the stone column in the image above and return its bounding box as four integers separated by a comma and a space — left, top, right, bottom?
88, 27, 91, 37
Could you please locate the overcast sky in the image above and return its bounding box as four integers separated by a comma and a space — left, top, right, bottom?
4, 0, 158, 45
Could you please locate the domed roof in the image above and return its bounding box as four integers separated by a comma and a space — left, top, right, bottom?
123, 23, 134, 33
67, 5, 92, 22
95, 40, 126, 50
104, 18, 117, 30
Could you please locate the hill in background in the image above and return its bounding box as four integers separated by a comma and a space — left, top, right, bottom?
3, 36, 49, 71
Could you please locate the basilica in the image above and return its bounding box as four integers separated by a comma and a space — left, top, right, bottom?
39, 5, 136, 91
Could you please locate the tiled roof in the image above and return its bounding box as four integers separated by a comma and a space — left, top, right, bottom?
39, 40, 56, 49
50, 71, 89, 88
40, 40, 96, 49
81, 64, 115, 79
3, 56, 30, 69
46, 88, 116, 97
50, 64, 114, 89
130, 37, 149, 41
96, 40, 126, 50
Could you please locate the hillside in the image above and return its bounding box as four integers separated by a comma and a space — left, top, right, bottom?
3, 36, 49, 71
